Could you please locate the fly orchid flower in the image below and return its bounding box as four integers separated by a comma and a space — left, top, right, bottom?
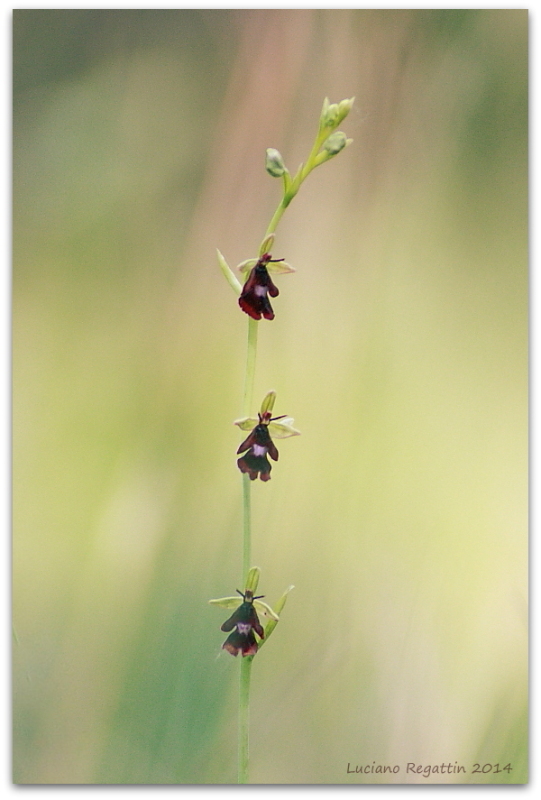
237, 251, 294, 321
220, 589, 265, 657
235, 391, 300, 481
209, 567, 279, 657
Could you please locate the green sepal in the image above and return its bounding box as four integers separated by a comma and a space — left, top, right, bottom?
237, 258, 258, 275
259, 233, 275, 256
267, 260, 295, 275
268, 418, 301, 439
209, 596, 242, 610
244, 566, 261, 593
234, 416, 259, 431
260, 390, 276, 415
217, 249, 242, 294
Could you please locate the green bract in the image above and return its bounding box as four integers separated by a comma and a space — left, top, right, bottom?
217, 249, 242, 295
258, 584, 295, 648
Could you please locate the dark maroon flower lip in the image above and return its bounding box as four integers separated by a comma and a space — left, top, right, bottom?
222, 629, 259, 657
238, 253, 284, 320
221, 589, 265, 657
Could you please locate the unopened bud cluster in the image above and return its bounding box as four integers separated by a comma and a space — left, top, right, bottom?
320, 96, 354, 130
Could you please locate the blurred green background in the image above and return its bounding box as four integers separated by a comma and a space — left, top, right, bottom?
13, 9, 528, 785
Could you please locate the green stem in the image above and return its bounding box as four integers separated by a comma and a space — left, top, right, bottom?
242, 474, 251, 580
238, 656, 253, 783
237, 116, 329, 785
243, 318, 258, 416
265, 197, 290, 238
238, 315, 259, 784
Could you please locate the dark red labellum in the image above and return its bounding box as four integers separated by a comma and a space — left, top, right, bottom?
238, 253, 283, 320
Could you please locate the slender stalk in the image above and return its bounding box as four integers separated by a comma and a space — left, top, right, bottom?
265, 198, 289, 238
238, 656, 253, 783
242, 315, 258, 581
243, 318, 258, 416
238, 314, 259, 784
242, 474, 251, 580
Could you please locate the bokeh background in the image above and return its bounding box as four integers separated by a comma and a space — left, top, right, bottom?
13, 9, 528, 785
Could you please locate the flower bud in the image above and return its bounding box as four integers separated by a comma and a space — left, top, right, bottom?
321, 102, 339, 128
265, 148, 286, 177
323, 131, 348, 155
337, 97, 355, 123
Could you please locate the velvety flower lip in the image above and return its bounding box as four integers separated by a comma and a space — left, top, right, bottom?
238, 253, 295, 321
